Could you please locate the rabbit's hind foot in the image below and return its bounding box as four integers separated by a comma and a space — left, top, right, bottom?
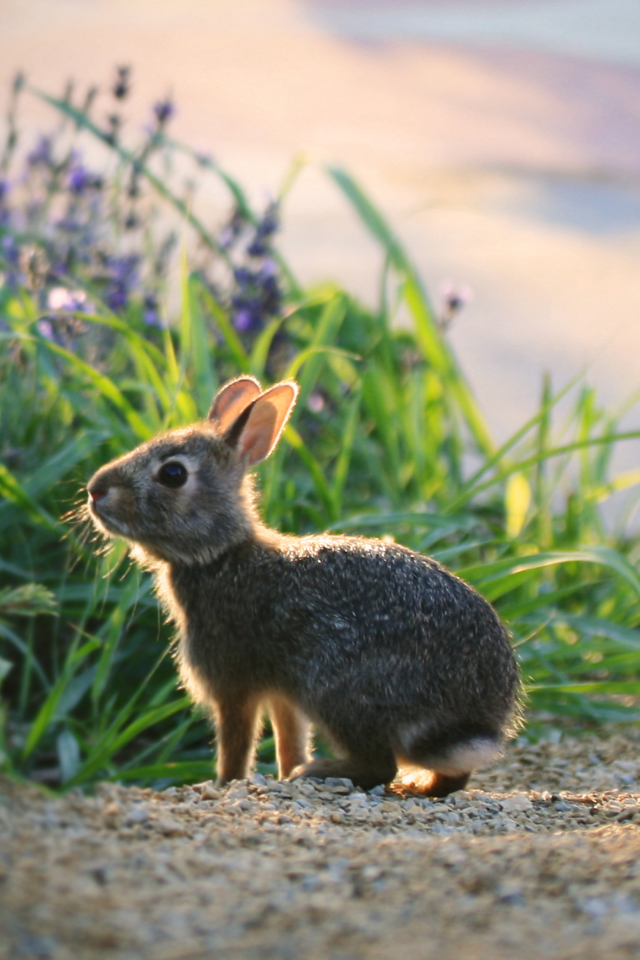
289, 756, 397, 792
396, 727, 504, 796
399, 768, 470, 797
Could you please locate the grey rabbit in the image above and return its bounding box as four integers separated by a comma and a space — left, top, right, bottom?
87, 376, 520, 795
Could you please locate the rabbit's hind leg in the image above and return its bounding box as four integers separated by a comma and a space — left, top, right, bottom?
289, 752, 397, 791
268, 694, 312, 779
396, 723, 503, 796
213, 693, 263, 786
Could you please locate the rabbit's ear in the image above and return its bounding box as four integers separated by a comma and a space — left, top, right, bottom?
226, 382, 299, 466
208, 376, 262, 432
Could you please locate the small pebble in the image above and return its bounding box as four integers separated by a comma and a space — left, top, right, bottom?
500, 794, 533, 814
198, 782, 222, 800
324, 777, 354, 793
126, 806, 150, 825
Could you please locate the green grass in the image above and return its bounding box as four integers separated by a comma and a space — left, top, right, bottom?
2, 84, 640, 791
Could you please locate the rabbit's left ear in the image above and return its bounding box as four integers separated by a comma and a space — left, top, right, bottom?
208, 376, 262, 432
225, 381, 299, 466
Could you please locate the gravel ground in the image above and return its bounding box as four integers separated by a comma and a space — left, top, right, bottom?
3, 731, 640, 960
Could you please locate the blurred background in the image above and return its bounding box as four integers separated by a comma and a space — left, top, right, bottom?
2, 0, 640, 440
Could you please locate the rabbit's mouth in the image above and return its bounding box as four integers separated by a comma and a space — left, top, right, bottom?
88, 494, 131, 539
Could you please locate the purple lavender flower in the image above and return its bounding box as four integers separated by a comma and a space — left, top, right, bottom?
38, 313, 89, 347
102, 253, 140, 312
67, 163, 102, 195
112, 66, 131, 101
1, 234, 19, 265
230, 258, 282, 334
246, 237, 269, 258
47, 286, 93, 314
68, 164, 88, 194
37, 319, 56, 341
0, 179, 10, 227
142, 293, 161, 327
104, 114, 122, 146
247, 201, 279, 257
27, 136, 53, 168
256, 259, 280, 313
39, 287, 92, 347
438, 280, 473, 330
55, 213, 82, 233
232, 306, 257, 333
233, 266, 252, 288
0, 234, 20, 287
106, 286, 127, 311
153, 97, 175, 126
218, 207, 246, 251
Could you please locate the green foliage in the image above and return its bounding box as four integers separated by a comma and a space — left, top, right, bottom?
2, 86, 640, 791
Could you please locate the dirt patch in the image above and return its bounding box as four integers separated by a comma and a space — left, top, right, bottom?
3, 731, 640, 960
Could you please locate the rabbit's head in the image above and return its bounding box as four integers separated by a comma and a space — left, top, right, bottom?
87, 377, 298, 565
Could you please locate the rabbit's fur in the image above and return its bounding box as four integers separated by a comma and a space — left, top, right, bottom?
87, 376, 520, 795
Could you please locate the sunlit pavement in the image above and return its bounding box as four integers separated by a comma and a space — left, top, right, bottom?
2, 0, 640, 449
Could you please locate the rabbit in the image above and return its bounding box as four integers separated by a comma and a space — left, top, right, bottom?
87, 375, 521, 795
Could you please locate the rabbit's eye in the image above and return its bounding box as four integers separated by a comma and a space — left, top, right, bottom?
157, 461, 188, 488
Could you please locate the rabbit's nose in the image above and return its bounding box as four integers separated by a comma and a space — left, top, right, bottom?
88, 480, 109, 502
